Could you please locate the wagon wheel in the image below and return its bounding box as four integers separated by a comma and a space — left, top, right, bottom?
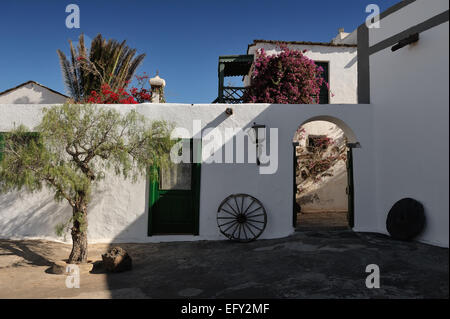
217, 194, 267, 242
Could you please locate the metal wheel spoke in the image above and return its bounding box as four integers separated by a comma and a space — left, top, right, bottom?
218, 216, 238, 219
233, 196, 241, 214
231, 223, 240, 238
244, 223, 256, 238
242, 199, 256, 214
246, 218, 265, 223
225, 202, 239, 215
242, 224, 248, 240
246, 212, 265, 218
245, 206, 262, 216
222, 220, 238, 233
221, 207, 237, 216
218, 219, 238, 227
247, 222, 263, 232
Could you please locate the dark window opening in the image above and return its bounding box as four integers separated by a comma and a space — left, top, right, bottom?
307, 135, 328, 152
314, 61, 329, 104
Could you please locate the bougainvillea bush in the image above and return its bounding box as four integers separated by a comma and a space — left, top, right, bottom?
244, 45, 328, 104
83, 74, 153, 104
85, 84, 137, 104
130, 73, 153, 103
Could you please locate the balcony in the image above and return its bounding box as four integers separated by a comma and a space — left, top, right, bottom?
214, 55, 253, 104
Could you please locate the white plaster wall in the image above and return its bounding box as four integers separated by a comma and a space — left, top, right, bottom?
369, 4, 449, 247
246, 43, 358, 104
0, 103, 374, 243
297, 161, 348, 213
0, 83, 68, 104
369, 0, 449, 46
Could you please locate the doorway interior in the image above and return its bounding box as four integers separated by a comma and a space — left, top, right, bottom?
292, 120, 355, 230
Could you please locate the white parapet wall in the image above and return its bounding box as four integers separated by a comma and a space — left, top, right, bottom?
0, 103, 375, 244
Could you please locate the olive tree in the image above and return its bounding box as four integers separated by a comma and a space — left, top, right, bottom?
0, 103, 173, 263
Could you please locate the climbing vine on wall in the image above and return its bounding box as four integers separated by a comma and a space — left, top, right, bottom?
244, 44, 328, 104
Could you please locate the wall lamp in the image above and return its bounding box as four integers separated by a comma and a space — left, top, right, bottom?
346, 142, 361, 149
391, 33, 419, 52
249, 122, 266, 166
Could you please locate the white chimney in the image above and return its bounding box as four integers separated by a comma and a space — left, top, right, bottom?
332, 27, 351, 44
149, 73, 166, 103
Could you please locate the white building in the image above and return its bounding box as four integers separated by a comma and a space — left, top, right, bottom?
245, 34, 358, 104
243, 31, 358, 215
0, 81, 68, 104
0, 0, 448, 247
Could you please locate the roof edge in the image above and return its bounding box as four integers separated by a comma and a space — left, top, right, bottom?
0, 80, 69, 98
247, 39, 357, 53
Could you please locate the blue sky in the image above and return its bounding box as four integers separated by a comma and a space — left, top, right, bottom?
0, 0, 398, 103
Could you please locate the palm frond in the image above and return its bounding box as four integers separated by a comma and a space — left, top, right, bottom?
57, 49, 80, 100
57, 33, 146, 101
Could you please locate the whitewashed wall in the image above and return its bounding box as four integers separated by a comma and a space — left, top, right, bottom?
369, 0, 449, 247
0, 83, 67, 104
0, 1, 447, 248
246, 43, 358, 104
0, 103, 373, 244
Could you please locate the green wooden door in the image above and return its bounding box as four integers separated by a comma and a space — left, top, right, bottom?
148, 139, 201, 235
346, 147, 355, 228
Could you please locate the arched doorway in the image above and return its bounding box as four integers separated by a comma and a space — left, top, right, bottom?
292, 116, 359, 230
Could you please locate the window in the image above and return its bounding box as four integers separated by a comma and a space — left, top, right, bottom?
159, 163, 192, 190
159, 139, 192, 191
314, 61, 329, 104
307, 135, 328, 152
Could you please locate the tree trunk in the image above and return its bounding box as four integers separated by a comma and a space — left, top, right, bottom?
68, 205, 88, 264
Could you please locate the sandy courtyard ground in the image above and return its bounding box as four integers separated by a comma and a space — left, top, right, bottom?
0, 230, 448, 299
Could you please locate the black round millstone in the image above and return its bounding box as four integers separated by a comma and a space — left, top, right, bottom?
386, 198, 425, 241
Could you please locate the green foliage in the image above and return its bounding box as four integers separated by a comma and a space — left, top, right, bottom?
57, 34, 146, 101
0, 133, 4, 161
0, 103, 174, 213
55, 217, 73, 240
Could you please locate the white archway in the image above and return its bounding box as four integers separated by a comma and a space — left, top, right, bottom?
292, 114, 359, 229
298, 115, 360, 145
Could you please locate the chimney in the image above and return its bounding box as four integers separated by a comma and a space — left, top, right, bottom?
149, 72, 166, 103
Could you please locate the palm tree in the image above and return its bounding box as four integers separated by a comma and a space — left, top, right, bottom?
57, 34, 146, 102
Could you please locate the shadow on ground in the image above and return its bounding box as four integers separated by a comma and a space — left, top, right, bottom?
0, 230, 448, 299
101, 230, 448, 299
0, 240, 53, 267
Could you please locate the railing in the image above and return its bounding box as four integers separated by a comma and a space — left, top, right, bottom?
221, 86, 247, 104
215, 88, 329, 104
